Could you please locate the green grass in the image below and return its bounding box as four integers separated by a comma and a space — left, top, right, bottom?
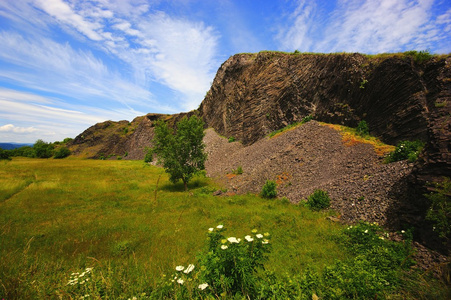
0, 158, 345, 298
0, 158, 448, 299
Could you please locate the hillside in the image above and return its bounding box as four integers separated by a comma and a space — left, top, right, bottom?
68, 51, 451, 252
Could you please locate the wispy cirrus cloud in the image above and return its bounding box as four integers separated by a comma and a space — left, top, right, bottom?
277, 0, 451, 54
0, 87, 129, 142
275, 0, 317, 52
0, 0, 220, 112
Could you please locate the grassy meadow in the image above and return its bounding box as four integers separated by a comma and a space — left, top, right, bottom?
0, 158, 448, 299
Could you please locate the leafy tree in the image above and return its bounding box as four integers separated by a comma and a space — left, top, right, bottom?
54, 147, 71, 159
0, 148, 11, 160
33, 139, 54, 158
152, 115, 207, 191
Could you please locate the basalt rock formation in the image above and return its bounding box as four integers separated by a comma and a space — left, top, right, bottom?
69, 52, 450, 251
199, 52, 450, 183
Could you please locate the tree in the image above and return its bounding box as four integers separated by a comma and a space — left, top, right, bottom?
54, 147, 71, 159
0, 148, 11, 160
152, 115, 207, 191
33, 139, 54, 158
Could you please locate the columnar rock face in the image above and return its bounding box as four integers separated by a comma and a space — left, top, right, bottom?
199, 52, 450, 182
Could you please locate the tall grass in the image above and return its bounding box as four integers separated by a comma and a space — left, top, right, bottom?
0, 158, 346, 298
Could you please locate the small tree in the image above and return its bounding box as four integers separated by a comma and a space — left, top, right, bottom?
152, 115, 207, 191
54, 147, 71, 159
33, 139, 54, 158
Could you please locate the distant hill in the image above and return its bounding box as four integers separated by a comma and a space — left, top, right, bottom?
0, 143, 33, 150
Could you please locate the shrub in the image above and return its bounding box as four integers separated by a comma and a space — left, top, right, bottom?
153, 225, 271, 299
33, 139, 54, 158
356, 120, 369, 136
301, 115, 313, 124
306, 189, 331, 211
425, 177, 451, 241
385, 140, 424, 163
144, 148, 153, 163
261, 180, 277, 198
228, 136, 236, 143
404, 50, 433, 63
53, 147, 71, 159
0, 148, 11, 160
232, 166, 243, 175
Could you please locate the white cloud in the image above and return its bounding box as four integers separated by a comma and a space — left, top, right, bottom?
276, 0, 317, 51
0, 124, 37, 133
1, 1, 220, 112
136, 12, 219, 110
34, 0, 104, 41
277, 0, 450, 54
320, 0, 436, 53
0, 31, 171, 113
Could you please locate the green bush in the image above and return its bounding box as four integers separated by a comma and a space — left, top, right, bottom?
306, 189, 331, 211
53, 147, 71, 159
425, 177, 451, 241
356, 120, 369, 136
232, 166, 243, 175
261, 180, 277, 199
228, 136, 236, 143
0, 148, 11, 160
404, 50, 433, 63
385, 140, 424, 163
301, 115, 313, 123
153, 225, 271, 299
33, 139, 54, 158
144, 148, 153, 163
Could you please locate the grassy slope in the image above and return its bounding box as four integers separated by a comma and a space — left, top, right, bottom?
0, 158, 346, 298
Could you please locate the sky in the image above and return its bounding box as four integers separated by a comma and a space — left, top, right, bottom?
0, 0, 450, 143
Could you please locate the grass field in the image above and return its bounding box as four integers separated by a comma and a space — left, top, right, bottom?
0, 158, 448, 299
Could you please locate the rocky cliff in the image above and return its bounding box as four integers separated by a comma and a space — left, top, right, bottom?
70, 51, 450, 181
199, 52, 450, 182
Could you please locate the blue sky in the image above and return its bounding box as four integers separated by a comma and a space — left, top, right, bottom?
0, 0, 450, 143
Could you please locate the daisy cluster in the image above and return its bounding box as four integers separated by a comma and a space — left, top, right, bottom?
67, 267, 93, 286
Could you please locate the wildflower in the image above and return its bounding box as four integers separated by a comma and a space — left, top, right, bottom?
264, 232, 270, 237
245, 235, 254, 242
216, 224, 224, 229
262, 239, 269, 244
221, 239, 227, 244
198, 283, 209, 290
221, 245, 228, 250
227, 237, 240, 243
401, 230, 405, 234
208, 228, 214, 232
256, 234, 263, 239
364, 229, 368, 234
251, 229, 258, 233
184, 264, 195, 274
176, 266, 184, 271
379, 236, 385, 240
177, 278, 184, 285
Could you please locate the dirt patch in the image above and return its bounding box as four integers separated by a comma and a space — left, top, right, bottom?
204, 121, 413, 227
